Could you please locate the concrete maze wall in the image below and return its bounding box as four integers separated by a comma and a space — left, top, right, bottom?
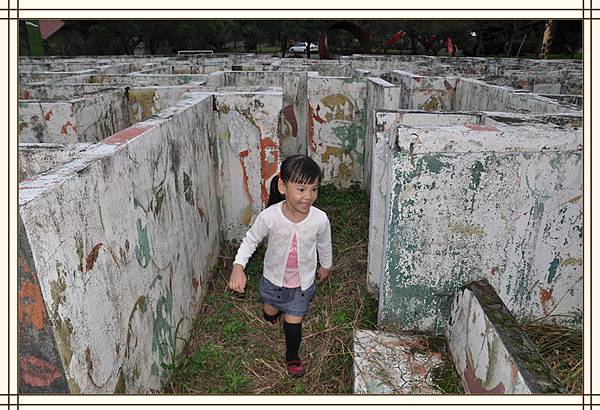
378, 122, 582, 334
18, 54, 583, 393
19, 95, 222, 393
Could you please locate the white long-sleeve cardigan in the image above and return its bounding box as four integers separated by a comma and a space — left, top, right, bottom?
233, 201, 333, 291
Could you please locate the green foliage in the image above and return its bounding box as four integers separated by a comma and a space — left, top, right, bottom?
431, 358, 464, 394
222, 319, 249, 345
360, 291, 378, 329
51, 19, 581, 57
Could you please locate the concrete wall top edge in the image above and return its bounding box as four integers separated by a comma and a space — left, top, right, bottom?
195, 89, 283, 96
375, 109, 582, 124
128, 85, 207, 91
19, 88, 124, 103
19, 142, 93, 150
394, 124, 582, 154
464, 280, 565, 393
391, 69, 459, 81
367, 77, 396, 87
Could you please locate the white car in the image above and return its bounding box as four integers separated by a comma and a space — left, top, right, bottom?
289, 42, 318, 55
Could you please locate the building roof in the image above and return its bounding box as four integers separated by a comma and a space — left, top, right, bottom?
39, 20, 65, 40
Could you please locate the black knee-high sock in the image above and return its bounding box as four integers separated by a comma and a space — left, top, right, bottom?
283, 321, 302, 362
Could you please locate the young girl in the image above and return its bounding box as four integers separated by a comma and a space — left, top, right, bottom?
228, 154, 332, 377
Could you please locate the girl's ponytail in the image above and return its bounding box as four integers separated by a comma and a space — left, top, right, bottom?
267, 175, 284, 207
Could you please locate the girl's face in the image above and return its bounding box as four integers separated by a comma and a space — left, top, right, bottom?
278, 179, 319, 214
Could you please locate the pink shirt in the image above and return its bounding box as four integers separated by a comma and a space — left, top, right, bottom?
283, 233, 301, 288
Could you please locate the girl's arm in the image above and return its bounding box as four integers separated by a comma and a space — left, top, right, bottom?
233, 212, 269, 268
316, 215, 333, 270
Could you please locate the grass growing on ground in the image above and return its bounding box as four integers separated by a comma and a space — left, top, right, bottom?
166, 184, 377, 394
522, 322, 583, 394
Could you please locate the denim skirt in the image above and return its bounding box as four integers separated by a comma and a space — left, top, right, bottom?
259, 276, 316, 317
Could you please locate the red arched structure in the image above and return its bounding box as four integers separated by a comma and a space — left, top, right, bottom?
318, 21, 371, 59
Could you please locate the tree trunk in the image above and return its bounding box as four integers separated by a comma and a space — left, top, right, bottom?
281, 34, 287, 58
539, 20, 554, 59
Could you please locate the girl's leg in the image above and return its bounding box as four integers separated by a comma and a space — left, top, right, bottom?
283, 314, 304, 364
263, 303, 282, 324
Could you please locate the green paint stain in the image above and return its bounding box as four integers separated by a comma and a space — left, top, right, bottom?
134, 219, 151, 268
470, 161, 484, 190
549, 153, 563, 171
422, 155, 448, 174
151, 277, 174, 378
547, 256, 560, 284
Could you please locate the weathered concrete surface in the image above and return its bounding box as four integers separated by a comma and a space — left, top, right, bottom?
367, 112, 482, 298
363, 78, 402, 194
20, 84, 123, 101
366, 110, 582, 298
307, 76, 367, 188
27, 74, 207, 87
379, 123, 583, 333
20, 69, 99, 84
222, 71, 311, 157
389, 70, 457, 112
484, 69, 582, 96
18, 89, 131, 143
482, 111, 583, 129
211, 90, 282, 240
19, 59, 159, 73
127, 86, 207, 123
19, 93, 221, 393
18, 143, 92, 182
388, 71, 579, 115
353, 330, 444, 394
89, 74, 208, 86
539, 94, 583, 108
18, 213, 70, 393
455, 78, 579, 114
446, 279, 564, 393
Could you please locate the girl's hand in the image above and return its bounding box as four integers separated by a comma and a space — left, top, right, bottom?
317, 266, 330, 283
228, 264, 247, 293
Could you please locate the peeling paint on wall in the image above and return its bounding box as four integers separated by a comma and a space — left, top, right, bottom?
367, 111, 482, 297
307, 76, 367, 188
379, 123, 582, 333
212, 91, 282, 240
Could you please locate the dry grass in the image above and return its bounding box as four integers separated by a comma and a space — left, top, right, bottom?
166, 184, 377, 394
521, 321, 583, 394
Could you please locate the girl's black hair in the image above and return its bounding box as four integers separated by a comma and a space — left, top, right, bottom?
267, 154, 322, 207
